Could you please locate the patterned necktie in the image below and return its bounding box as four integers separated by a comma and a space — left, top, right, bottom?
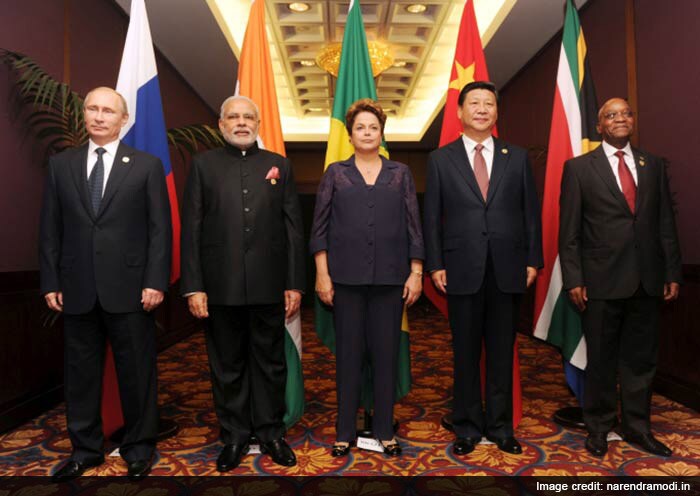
473, 143, 489, 201
88, 147, 106, 214
615, 150, 636, 213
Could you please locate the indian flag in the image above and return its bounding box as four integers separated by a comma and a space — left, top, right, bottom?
317, 0, 411, 407
235, 0, 304, 427
533, 0, 600, 401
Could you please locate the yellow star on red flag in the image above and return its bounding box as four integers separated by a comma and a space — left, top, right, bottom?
449, 61, 476, 91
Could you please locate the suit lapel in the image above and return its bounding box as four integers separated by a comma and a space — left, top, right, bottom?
589, 146, 632, 214
445, 138, 483, 202
98, 142, 134, 218
632, 148, 648, 213
486, 138, 510, 206
375, 156, 397, 186
69, 145, 94, 220
339, 156, 365, 185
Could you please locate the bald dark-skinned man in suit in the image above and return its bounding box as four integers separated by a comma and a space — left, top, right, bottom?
560, 97, 682, 457
424, 81, 543, 456
40, 87, 171, 481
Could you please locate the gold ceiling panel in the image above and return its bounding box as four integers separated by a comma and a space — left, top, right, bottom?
208, 0, 515, 141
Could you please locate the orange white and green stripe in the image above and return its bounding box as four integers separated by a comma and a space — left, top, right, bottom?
533, 0, 600, 400
317, 0, 410, 406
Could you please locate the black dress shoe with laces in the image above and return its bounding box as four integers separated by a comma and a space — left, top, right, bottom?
331, 441, 354, 457
625, 432, 672, 457
585, 433, 608, 457
261, 438, 297, 466
452, 437, 480, 455
217, 443, 250, 472
127, 459, 152, 480
51, 456, 104, 482
487, 436, 522, 454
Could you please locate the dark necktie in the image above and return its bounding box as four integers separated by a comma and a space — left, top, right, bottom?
88, 147, 106, 214
473, 143, 489, 201
615, 150, 636, 213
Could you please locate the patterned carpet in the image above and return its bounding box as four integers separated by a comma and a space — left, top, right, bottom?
1, 301, 699, 477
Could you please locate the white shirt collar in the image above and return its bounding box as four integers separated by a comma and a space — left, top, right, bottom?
602, 140, 633, 160
88, 138, 120, 157
462, 134, 494, 152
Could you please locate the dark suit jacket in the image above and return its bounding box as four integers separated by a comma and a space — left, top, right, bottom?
39, 142, 172, 314
309, 155, 424, 285
180, 143, 305, 305
424, 136, 543, 294
559, 145, 682, 298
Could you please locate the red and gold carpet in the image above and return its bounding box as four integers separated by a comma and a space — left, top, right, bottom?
1, 302, 698, 476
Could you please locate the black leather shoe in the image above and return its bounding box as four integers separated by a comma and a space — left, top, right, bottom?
625, 432, 672, 457
452, 437, 480, 455
331, 441, 354, 457
585, 433, 608, 457
217, 443, 250, 472
127, 459, 152, 480
51, 457, 104, 482
380, 440, 402, 457
261, 438, 296, 467
487, 436, 522, 454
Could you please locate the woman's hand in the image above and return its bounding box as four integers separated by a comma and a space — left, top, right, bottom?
403, 272, 422, 307
315, 272, 334, 307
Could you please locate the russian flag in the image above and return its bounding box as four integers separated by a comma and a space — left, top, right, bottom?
116, 0, 180, 283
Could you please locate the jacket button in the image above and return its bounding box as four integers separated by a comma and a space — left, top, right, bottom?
243, 189, 249, 194
244, 227, 251, 232
244, 207, 250, 212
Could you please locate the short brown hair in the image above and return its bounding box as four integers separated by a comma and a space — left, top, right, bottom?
345, 98, 387, 135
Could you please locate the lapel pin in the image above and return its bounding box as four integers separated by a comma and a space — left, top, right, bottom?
501, 148, 508, 154
639, 157, 646, 167
122, 156, 130, 163
271, 178, 277, 185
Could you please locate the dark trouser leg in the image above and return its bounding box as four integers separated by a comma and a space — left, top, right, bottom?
103, 309, 158, 462
205, 306, 252, 444
248, 303, 287, 443
619, 288, 659, 436
63, 307, 106, 461
333, 284, 367, 442
483, 260, 519, 439
366, 285, 404, 441
448, 291, 486, 438
582, 298, 624, 434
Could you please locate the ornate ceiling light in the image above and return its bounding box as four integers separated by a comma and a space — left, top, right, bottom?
288, 2, 310, 13
406, 4, 427, 14
316, 41, 394, 78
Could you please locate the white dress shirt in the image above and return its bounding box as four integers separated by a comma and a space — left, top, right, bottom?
462, 134, 494, 177
602, 140, 637, 189
86, 139, 120, 196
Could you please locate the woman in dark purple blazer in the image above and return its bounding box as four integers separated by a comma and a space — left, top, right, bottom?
309, 99, 424, 457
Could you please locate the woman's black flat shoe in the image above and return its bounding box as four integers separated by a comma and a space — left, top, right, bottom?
331, 442, 353, 457
381, 441, 402, 457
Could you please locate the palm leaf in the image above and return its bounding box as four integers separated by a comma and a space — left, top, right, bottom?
1, 49, 86, 157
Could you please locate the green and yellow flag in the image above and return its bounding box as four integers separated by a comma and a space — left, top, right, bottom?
317, 0, 410, 407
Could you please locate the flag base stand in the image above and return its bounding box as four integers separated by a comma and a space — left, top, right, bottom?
109, 417, 178, 443
552, 407, 585, 430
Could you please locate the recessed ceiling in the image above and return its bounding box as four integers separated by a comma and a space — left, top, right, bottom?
207, 0, 516, 141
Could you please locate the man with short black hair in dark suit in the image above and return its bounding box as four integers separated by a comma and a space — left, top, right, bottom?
560, 97, 682, 457
40, 87, 171, 481
180, 95, 305, 471
424, 81, 543, 456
